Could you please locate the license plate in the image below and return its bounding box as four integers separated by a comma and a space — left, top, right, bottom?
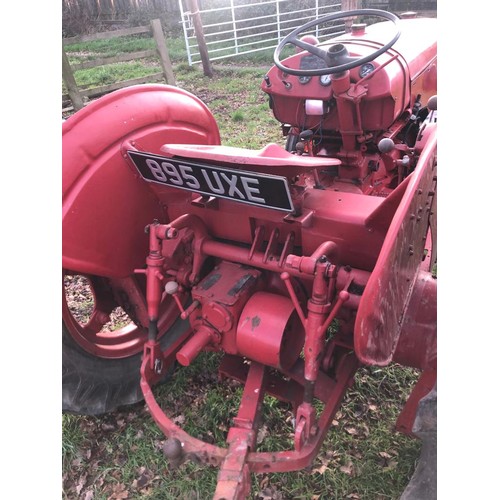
127, 150, 295, 212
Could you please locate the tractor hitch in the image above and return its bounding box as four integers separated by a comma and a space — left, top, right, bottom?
140, 343, 360, 500
138, 216, 366, 498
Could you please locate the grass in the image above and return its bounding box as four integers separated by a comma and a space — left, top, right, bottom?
62, 36, 422, 499
63, 33, 293, 96
62, 353, 421, 499
74, 61, 161, 89
62, 413, 88, 470
65, 36, 188, 64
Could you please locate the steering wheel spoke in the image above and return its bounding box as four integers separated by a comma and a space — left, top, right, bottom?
288, 37, 329, 62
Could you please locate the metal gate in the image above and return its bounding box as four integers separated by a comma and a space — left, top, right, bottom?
179, 0, 352, 65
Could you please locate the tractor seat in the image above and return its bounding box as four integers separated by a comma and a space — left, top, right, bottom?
160, 143, 340, 168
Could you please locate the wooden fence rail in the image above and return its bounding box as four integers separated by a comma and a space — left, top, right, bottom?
62, 19, 175, 111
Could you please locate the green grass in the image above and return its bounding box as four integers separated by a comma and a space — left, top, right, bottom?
63, 34, 292, 96
62, 413, 88, 470
74, 61, 161, 89
172, 65, 283, 149
62, 353, 421, 499
65, 35, 188, 64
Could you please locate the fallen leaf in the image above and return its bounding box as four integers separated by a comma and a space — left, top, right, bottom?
340, 462, 354, 475
345, 427, 358, 435
173, 414, 185, 425
111, 492, 129, 500
83, 490, 94, 500
379, 451, 391, 460
257, 486, 284, 500
312, 464, 330, 474
75, 474, 87, 495
109, 483, 129, 499
384, 460, 398, 471
256, 425, 269, 445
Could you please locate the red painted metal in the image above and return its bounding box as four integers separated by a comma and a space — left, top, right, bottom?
393, 270, 437, 371
62, 85, 220, 356
236, 291, 305, 369
140, 348, 228, 466
62, 271, 184, 358
63, 9, 438, 499
63, 84, 220, 279
262, 18, 436, 134
354, 127, 437, 365
396, 369, 437, 436
141, 339, 359, 473
160, 143, 341, 169
214, 362, 267, 500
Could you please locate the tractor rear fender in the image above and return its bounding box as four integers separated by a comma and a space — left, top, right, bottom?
62, 84, 220, 278
354, 126, 437, 365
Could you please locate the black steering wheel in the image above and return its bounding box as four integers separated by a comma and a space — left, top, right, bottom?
273, 9, 401, 76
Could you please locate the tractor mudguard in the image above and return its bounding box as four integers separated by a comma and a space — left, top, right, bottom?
354, 126, 437, 365
63, 84, 220, 278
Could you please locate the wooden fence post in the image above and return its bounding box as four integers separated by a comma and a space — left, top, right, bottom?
150, 19, 176, 85
341, 0, 360, 32
187, 0, 213, 77
62, 46, 84, 111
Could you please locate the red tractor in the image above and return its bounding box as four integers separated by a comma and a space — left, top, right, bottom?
63, 9, 436, 499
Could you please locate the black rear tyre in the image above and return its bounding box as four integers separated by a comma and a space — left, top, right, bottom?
62, 320, 144, 415
62, 314, 189, 415
400, 385, 437, 500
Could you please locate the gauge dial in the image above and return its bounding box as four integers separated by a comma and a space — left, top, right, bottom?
319, 74, 332, 86
298, 75, 312, 85
359, 63, 375, 78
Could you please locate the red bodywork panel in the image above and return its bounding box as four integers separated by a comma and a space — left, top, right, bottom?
62, 84, 220, 278
129, 173, 390, 272
355, 126, 437, 364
